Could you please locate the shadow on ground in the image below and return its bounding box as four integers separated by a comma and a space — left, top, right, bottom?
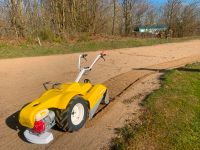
133, 67, 200, 73
5, 111, 29, 143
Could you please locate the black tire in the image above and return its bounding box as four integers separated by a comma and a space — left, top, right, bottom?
55, 97, 88, 132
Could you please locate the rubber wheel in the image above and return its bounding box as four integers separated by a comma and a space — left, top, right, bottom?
55, 97, 88, 132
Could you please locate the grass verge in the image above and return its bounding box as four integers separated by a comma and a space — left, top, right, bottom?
0, 36, 200, 59
111, 63, 200, 150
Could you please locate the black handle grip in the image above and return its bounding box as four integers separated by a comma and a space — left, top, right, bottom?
82, 54, 88, 58
81, 54, 88, 61
100, 52, 106, 61
101, 53, 106, 57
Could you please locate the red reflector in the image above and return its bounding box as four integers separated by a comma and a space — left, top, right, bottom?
33, 120, 45, 133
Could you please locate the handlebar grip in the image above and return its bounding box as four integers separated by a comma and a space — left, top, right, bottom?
82, 54, 88, 58
100, 51, 106, 57
100, 52, 106, 61
100, 54, 106, 61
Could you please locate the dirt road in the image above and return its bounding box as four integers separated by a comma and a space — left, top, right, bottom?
1, 40, 200, 150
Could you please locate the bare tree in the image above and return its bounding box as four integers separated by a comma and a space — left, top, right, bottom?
112, 0, 116, 35
162, 0, 200, 37
122, 0, 133, 35
0, 0, 199, 40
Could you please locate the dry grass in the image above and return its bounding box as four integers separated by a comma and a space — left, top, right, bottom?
0, 36, 200, 59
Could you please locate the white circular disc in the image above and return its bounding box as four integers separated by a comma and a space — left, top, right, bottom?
24, 130, 53, 144
71, 103, 85, 125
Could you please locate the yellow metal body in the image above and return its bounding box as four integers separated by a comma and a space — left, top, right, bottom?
19, 82, 107, 128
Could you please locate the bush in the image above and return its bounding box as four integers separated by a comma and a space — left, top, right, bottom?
38, 27, 55, 41
77, 33, 91, 42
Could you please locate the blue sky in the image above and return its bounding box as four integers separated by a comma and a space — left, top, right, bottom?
150, 0, 166, 4
118, 0, 167, 6
150, 0, 193, 5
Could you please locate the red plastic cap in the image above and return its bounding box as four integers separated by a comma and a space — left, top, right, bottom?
33, 120, 45, 134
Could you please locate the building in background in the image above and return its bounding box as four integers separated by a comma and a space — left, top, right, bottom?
137, 25, 168, 34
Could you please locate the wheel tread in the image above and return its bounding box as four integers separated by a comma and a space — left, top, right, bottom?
55, 97, 87, 132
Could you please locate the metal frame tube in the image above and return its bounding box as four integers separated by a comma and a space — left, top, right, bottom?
75, 54, 102, 82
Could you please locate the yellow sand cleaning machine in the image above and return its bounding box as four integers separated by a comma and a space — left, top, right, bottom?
18, 52, 109, 144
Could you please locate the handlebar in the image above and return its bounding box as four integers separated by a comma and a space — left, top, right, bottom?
100, 52, 106, 61
75, 52, 107, 82
78, 54, 87, 70
78, 52, 106, 70
100, 52, 106, 57
81, 54, 88, 60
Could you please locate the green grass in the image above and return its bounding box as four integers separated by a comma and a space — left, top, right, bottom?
111, 63, 200, 150
0, 36, 200, 59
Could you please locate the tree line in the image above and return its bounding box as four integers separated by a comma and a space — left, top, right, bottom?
0, 0, 200, 41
